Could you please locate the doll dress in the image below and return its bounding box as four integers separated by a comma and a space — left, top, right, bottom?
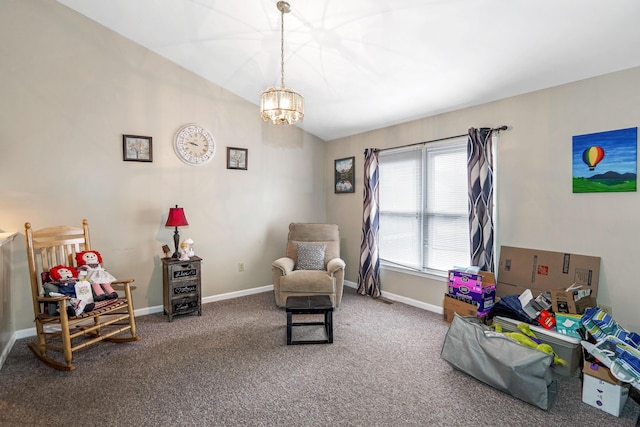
81, 263, 116, 284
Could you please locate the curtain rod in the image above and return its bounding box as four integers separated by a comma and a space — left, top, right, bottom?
374, 125, 509, 153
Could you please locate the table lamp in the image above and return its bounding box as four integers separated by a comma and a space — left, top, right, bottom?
165, 205, 189, 258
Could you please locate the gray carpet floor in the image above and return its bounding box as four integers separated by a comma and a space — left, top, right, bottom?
0, 286, 638, 426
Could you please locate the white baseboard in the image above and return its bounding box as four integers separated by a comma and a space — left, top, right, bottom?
202, 285, 274, 305
344, 279, 443, 314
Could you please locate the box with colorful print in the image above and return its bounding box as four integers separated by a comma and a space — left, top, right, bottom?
447, 270, 496, 313
554, 313, 584, 339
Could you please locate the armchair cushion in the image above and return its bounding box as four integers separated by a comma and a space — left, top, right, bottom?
280, 270, 336, 293
294, 243, 326, 270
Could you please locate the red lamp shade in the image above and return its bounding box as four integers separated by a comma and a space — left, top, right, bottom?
165, 205, 189, 258
165, 206, 189, 227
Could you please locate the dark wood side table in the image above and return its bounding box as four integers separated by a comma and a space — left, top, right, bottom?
162, 256, 202, 322
285, 295, 334, 345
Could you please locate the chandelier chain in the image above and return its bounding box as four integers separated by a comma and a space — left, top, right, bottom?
280, 5, 285, 88
260, 1, 303, 125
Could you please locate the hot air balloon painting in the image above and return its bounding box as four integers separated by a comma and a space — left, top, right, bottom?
582, 146, 605, 171
572, 127, 637, 193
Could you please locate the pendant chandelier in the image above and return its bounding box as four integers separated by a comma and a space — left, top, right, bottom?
260, 1, 304, 125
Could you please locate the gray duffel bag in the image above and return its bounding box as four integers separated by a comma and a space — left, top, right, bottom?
441, 313, 557, 410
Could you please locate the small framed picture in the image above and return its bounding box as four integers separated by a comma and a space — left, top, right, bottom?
335, 156, 355, 193
123, 135, 153, 162
227, 147, 248, 170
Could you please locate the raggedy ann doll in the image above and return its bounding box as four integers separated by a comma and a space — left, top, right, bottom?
75, 250, 119, 301
45, 265, 95, 316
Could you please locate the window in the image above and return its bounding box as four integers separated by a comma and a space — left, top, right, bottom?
379, 137, 470, 274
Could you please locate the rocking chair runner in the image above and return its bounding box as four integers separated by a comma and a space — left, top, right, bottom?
25, 219, 140, 371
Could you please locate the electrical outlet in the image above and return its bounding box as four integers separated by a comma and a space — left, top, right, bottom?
238, 262, 244, 272
600, 304, 612, 316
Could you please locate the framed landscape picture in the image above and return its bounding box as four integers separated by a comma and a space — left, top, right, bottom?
572, 127, 637, 193
335, 156, 355, 193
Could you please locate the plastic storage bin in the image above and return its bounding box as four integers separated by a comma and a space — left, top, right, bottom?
493, 316, 582, 377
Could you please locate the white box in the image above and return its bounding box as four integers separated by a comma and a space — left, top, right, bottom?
582, 373, 630, 417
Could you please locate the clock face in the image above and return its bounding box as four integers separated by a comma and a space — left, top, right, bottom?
174, 124, 216, 166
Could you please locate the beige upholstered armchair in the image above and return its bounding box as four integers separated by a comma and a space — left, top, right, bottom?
272, 223, 346, 308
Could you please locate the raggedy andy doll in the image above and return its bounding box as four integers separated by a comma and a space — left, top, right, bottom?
75, 250, 118, 301
46, 265, 95, 316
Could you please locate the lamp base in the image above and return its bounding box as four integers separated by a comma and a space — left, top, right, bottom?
172, 228, 180, 258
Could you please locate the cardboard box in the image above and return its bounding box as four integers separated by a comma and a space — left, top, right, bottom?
447, 270, 496, 313
583, 360, 620, 383
582, 362, 630, 417
497, 246, 600, 300
551, 289, 597, 314
443, 294, 489, 323
555, 313, 584, 339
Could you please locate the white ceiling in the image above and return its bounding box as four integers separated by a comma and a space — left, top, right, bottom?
57, 0, 640, 141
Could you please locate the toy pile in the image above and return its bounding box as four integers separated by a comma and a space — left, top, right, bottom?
42, 250, 120, 317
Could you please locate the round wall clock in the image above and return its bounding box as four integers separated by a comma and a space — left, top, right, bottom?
173, 123, 216, 166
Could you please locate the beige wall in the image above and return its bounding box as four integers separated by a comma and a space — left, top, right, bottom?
0, 0, 327, 331
327, 66, 640, 332
3, 0, 640, 336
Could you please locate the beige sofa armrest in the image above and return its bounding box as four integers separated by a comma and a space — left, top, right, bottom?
327, 258, 346, 276
272, 257, 295, 275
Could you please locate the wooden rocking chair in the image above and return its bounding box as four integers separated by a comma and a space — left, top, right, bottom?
25, 219, 140, 371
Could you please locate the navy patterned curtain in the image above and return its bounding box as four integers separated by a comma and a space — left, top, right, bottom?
467, 128, 495, 272
358, 148, 381, 297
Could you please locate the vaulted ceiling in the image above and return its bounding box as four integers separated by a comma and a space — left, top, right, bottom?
57, 0, 640, 141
